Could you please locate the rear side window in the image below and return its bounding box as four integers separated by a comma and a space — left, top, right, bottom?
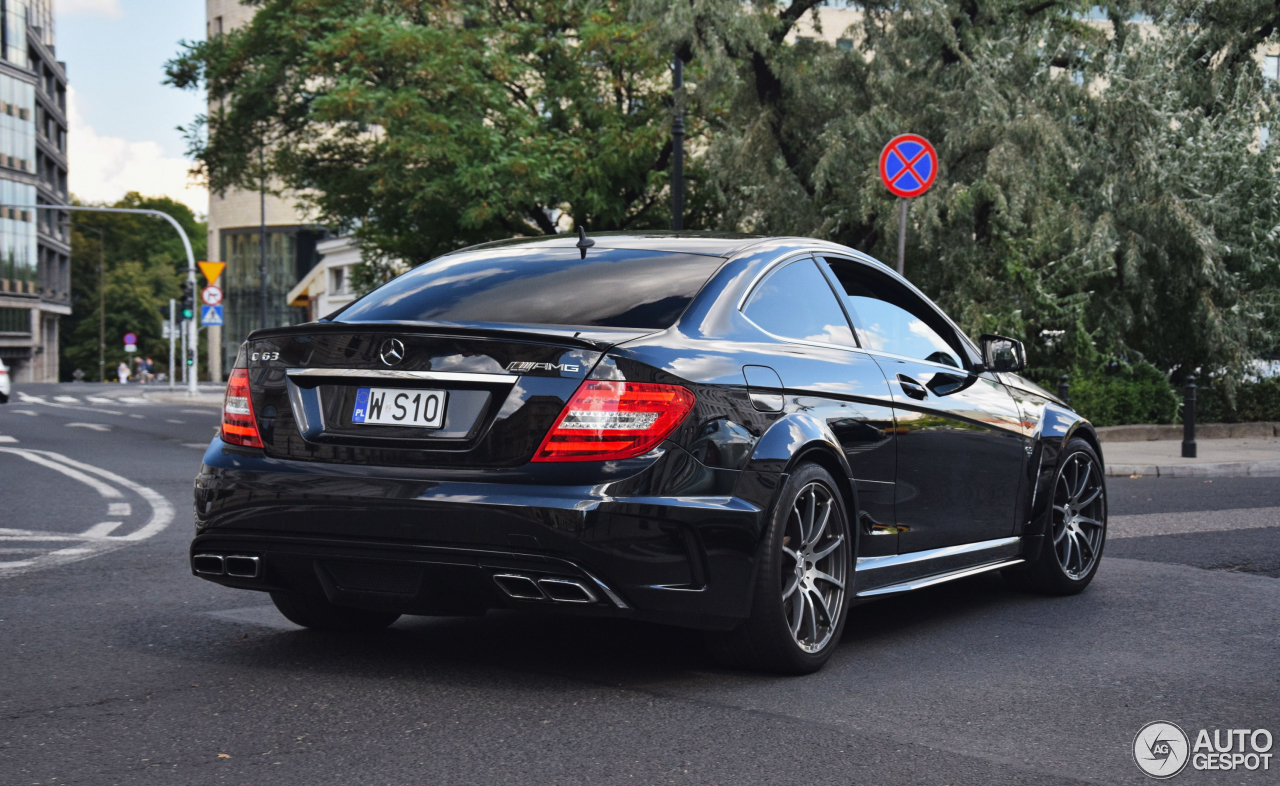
335, 248, 725, 329
821, 257, 968, 367
742, 259, 857, 347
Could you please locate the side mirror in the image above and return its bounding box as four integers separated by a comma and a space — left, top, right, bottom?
978, 334, 1027, 373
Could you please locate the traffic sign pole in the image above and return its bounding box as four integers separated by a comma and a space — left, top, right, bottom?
169, 299, 176, 390
879, 134, 938, 279
898, 199, 908, 276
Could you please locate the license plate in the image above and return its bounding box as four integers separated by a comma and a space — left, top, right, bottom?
351, 387, 447, 428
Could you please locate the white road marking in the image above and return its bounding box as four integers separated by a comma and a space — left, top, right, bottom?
54, 396, 80, 403
0, 451, 121, 497
81, 522, 123, 538
1110, 507, 1280, 539
0, 448, 174, 578
166, 419, 185, 424
66, 422, 111, 432
118, 396, 148, 404
0, 435, 16, 443
10, 409, 37, 415
86, 396, 114, 404
129, 414, 145, 419
108, 502, 131, 516
183, 408, 218, 414
183, 443, 209, 449
17, 392, 123, 416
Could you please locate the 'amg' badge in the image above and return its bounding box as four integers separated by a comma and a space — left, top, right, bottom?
507, 361, 580, 373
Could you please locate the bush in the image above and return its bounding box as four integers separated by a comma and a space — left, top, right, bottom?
1196, 379, 1280, 424
1066, 363, 1180, 427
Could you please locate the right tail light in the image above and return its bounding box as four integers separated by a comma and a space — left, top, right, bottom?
532, 380, 696, 462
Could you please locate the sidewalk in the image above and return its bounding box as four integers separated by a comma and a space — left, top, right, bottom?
1103, 437, 1280, 478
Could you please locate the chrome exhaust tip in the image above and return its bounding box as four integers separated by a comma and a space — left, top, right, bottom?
192, 554, 225, 576
224, 555, 261, 579
538, 578, 597, 604
493, 574, 545, 600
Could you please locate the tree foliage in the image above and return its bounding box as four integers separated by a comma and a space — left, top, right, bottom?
61, 193, 207, 381
167, 0, 699, 274
167, 0, 1280, 382
643, 0, 1280, 381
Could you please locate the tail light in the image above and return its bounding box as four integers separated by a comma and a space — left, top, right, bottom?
533, 381, 696, 462
221, 368, 264, 448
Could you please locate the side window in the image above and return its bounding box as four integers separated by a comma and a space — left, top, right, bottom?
742, 259, 857, 348
821, 258, 966, 368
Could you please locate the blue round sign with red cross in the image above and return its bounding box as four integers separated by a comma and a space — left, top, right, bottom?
879, 134, 938, 199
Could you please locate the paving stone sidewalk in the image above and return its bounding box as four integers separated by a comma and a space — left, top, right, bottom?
1103, 436, 1280, 477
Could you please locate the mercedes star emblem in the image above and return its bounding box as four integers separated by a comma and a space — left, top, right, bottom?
379, 338, 405, 366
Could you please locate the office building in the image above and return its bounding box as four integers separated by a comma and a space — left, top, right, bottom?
0, 0, 68, 383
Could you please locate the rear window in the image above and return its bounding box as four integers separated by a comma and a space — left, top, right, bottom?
334, 247, 725, 329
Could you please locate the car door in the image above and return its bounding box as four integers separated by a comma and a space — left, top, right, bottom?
738, 256, 900, 557
818, 256, 1026, 553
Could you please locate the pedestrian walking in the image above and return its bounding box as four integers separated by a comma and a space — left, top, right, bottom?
117, 361, 130, 384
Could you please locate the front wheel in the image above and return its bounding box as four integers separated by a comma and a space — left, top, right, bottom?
706, 463, 852, 674
1006, 437, 1107, 595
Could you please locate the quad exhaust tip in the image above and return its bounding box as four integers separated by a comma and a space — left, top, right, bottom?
493, 574, 598, 604
193, 553, 261, 579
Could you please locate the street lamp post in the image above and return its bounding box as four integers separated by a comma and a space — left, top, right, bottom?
13, 204, 200, 395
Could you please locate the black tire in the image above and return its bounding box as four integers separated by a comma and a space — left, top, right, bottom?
0, 392, 8, 404
1006, 437, 1107, 595
705, 463, 853, 674
270, 591, 401, 632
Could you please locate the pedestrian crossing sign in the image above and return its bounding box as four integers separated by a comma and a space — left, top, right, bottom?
201, 305, 223, 326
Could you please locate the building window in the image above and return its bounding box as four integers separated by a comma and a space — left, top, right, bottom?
1266, 55, 1280, 84
330, 265, 347, 295
1262, 126, 1272, 149
836, 38, 853, 51
0, 307, 31, 333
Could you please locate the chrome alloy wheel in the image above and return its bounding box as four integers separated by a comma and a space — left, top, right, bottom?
1051, 451, 1107, 579
780, 482, 848, 653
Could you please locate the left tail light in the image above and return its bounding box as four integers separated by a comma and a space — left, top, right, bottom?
532, 380, 696, 462
222, 368, 264, 448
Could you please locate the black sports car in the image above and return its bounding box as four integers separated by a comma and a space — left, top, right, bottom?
192, 233, 1107, 673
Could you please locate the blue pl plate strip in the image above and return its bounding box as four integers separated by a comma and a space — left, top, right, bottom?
352, 387, 370, 423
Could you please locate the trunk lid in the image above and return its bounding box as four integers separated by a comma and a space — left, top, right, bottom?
236, 323, 648, 467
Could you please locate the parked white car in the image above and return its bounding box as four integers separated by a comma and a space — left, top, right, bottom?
0, 358, 9, 403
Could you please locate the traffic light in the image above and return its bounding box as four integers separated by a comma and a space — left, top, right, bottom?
180, 280, 194, 320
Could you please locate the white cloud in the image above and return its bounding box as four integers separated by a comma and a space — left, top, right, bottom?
56, 0, 123, 19
67, 86, 207, 213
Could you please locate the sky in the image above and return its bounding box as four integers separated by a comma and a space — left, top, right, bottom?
57, 0, 208, 214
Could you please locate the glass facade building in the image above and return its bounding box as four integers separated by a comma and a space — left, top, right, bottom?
219, 227, 320, 370
0, 0, 68, 383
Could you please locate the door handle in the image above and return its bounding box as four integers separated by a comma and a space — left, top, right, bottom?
897, 374, 928, 400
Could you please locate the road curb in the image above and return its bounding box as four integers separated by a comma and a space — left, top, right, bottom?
1106, 460, 1280, 478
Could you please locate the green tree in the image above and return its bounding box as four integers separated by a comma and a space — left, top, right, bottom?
61, 193, 207, 381
643, 0, 1280, 382
166, 0, 702, 279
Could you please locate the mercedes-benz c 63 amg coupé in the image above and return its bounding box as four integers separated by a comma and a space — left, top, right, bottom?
192, 232, 1107, 673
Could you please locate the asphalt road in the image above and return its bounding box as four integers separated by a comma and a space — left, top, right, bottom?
1, 383, 1277, 785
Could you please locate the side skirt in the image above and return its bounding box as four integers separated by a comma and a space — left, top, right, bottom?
853, 536, 1022, 597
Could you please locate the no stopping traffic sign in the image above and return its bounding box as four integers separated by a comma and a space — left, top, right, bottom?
879, 134, 938, 199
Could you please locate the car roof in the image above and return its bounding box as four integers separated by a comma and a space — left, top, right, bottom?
449, 231, 771, 258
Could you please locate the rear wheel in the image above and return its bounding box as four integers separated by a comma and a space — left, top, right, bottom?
1006, 438, 1107, 595
706, 463, 852, 674
270, 591, 401, 632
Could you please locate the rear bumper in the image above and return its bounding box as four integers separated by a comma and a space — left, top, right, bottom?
193, 437, 781, 630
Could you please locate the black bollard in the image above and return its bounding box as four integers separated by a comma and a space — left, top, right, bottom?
1057, 374, 1070, 407
1182, 375, 1197, 458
